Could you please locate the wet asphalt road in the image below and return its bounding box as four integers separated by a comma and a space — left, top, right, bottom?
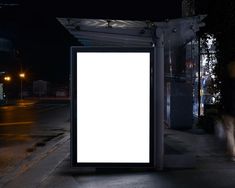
0, 99, 70, 176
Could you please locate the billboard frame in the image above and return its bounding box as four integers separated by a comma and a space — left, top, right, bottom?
71, 46, 154, 168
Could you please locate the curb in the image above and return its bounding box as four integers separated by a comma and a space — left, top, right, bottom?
0, 134, 70, 188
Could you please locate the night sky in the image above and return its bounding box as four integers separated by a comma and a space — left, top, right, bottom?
0, 0, 182, 84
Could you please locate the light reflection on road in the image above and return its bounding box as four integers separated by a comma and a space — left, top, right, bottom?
0, 99, 69, 176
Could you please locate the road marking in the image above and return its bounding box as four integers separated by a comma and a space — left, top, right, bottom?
37, 104, 67, 113
0, 121, 34, 126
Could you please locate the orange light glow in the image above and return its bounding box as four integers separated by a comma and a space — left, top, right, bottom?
19, 73, 25, 78
4, 76, 11, 81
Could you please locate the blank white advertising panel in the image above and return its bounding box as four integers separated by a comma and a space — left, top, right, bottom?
72, 48, 153, 167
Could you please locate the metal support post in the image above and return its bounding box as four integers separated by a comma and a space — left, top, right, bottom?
153, 28, 165, 170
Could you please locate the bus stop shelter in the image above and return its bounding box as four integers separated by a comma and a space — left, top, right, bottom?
58, 15, 205, 170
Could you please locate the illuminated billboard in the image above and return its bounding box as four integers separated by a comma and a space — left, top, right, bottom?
71, 47, 153, 167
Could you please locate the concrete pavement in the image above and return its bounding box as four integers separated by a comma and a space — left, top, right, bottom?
2, 128, 235, 188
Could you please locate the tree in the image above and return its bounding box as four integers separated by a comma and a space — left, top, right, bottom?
195, 0, 235, 112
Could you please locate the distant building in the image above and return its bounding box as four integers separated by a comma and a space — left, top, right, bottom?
33, 80, 49, 97
55, 89, 68, 97
0, 83, 3, 100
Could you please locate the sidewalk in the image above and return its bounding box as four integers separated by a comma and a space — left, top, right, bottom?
0, 134, 70, 188
2, 129, 235, 188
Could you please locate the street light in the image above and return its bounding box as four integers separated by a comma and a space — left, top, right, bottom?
19, 73, 25, 78
4, 76, 11, 81
19, 72, 25, 99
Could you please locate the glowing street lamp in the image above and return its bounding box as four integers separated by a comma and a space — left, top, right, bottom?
19, 72, 25, 99
4, 76, 11, 81
19, 73, 25, 78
